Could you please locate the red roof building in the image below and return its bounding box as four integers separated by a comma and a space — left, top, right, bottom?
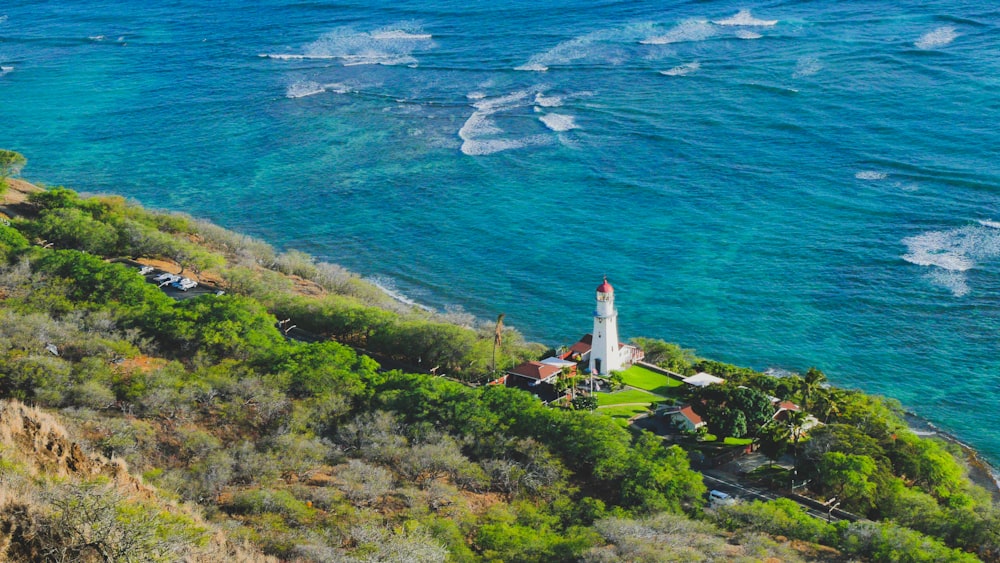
508, 361, 562, 384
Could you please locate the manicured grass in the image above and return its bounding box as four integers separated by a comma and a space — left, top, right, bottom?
595, 389, 662, 407
698, 434, 755, 446
619, 365, 685, 396
598, 404, 651, 420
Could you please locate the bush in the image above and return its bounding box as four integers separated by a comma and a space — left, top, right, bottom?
712, 498, 835, 543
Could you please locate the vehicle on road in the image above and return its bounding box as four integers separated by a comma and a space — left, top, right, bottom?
172, 277, 198, 291
709, 489, 737, 507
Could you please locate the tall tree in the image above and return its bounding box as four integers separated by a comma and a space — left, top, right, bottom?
492, 313, 504, 373
757, 422, 791, 469
798, 367, 827, 412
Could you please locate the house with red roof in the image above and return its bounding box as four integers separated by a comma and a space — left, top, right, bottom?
661, 404, 705, 432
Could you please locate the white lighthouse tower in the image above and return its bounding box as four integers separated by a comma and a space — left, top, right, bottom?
589, 277, 622, 375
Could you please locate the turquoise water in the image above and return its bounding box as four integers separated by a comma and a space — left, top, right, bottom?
2, 2, 999, 460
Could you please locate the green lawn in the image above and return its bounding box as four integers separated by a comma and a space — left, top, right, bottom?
595, 389, 663, 407
619, 365, 685, 396
696, 434, 755, 447
597, 404, 651, 420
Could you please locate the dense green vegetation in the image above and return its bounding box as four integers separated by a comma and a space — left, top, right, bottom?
0, 179, 998, 561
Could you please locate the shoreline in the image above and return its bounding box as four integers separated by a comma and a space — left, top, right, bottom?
5, 177, 1000, 500
904, 412, 1000, 500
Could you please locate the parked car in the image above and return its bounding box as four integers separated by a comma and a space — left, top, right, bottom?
172, 278, 198, 291
709, 490, 737, 507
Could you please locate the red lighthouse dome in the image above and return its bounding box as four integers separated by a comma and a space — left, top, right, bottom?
596, 277, 613, 294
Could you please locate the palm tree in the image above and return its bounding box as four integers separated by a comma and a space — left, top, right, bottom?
786, 410, 809, 459
492, 313, 505, 374
813, 388, 843, 423
798, 367, 827, 412
757, 421, 791, 469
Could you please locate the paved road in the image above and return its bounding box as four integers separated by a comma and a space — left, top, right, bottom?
701, 470, 844, 522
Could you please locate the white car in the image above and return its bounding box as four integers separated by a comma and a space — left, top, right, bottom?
709, 490, 737, 507
172, 278, 198, 291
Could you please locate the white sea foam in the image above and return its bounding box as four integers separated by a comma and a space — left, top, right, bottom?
915, 26, 957, 49
925, 270, 970, 297
855, 170, 888, 180
519, 23, 653, 70
793, 56, 822, 77
713, 9, 778, 27
285, 81, 351, 98
341, 54, 418, 66
0, 66, 12, 76
641, 19, 715, 45
515, 63, 548, 72
260, 53, 338, 60
459, 90, 550, 156
735, 30, 763, 40
534, 92, 563, 107
88, 35, 106, 42
367, 276, 432, 311
286, 81, 325, 98
660, 61, 700, 76
978, 220, 1000, 229
370, 30, 432, 41
539, 113, 578, 132
902, 224, 1000, 296
903, 230, 976, 271
467, 91, 486, 100
264, 24, 433, 67
461, 137, 548, 156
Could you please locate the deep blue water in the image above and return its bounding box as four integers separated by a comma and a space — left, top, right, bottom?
2, 1, 999, 461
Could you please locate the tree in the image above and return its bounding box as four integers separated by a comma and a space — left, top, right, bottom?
786, 409, 809, 464
691, 384, 775, 439
0, 149, 26, 192
631, 337, 697, 373
798, 367, 826, 412
812, 387, 843, 423
818, 452, 878, 513
757, 422, 790, 468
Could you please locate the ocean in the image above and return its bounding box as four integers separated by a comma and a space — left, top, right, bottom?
2, 1, 999, 461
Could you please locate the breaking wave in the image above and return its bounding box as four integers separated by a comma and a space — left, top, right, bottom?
518, 23, 655, 71
539, 113, 578, 132
370, 30, 432, 41
661, 62, 700, 76
0, 66, 12, 76
735, 30, 763, 40
856, 170, 888, 180
459, 90, 549, 156
915, 26, 958, 49
902, 223, 1000, 296
535, 93, 563, 107
262, 24, 433, 66
713, 10, 778, 27
285, 81, 350, 98
515, 63, 548, 72
641, 19, 715, 45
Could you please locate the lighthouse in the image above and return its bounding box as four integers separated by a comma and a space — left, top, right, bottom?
589, 277, 623, 375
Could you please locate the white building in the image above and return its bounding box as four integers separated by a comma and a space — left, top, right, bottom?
590, 278, 624, 375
